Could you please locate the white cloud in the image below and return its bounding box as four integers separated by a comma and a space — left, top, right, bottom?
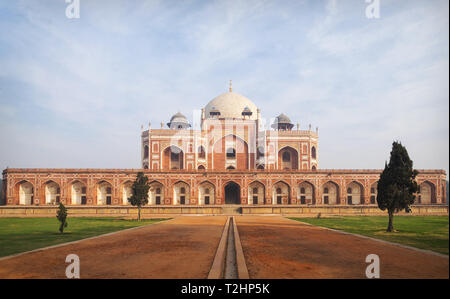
0, 0, 448, 174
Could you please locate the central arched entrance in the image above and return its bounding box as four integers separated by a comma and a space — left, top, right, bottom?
225, 182, 240, 204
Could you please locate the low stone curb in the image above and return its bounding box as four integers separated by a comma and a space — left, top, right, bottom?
232, 216, 249, 279
208, 217, 231, 279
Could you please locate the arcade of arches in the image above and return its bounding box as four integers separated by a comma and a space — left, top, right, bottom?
3, 169, 446, 206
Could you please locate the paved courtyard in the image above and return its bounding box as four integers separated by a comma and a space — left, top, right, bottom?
0, 216, 448, 279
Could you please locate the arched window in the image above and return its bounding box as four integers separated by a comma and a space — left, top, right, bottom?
144, 145, 149, 159
257, 146, 265, 158
324, 187, 329, 194
300, 187, 305, 194
312, 165, 317, 170
253, 187, 258, 194
311, 146, 316, 159
171, 152, 179, 161
198, 146, 206, 159
282, 151, 290, 162
180, 187, 185, 194
205, 188, 210, 194
347, 188, 352, 194
227, 166, 235, 170
226, 148, 236, 159
156, 188, 161, 194
198, 165, 205, 170
276, 188, 282, 194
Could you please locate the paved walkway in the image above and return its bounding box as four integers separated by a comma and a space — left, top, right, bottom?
0, 216, 227, 278
235, 216, 449, 279
0, 216, 448, 279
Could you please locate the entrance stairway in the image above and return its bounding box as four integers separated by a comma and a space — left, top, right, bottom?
221, 205, 242, 215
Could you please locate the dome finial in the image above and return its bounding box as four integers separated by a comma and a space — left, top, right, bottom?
229, 80, 232, 92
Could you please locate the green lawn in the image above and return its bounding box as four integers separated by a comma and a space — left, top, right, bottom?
0, 217, 168, 258
289, 216, 449, 255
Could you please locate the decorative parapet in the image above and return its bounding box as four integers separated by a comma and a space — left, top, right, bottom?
2, 168, 446, 175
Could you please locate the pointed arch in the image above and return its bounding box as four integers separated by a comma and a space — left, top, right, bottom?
148, 180, 164, 205
224, 181, 241, 204
248, 180, 265, 205
173, 181, 190, 205
272, 181, 291, 204
298, 181, 315, 204
198, 181, 215, 205
346, 181, 364, 205
43, 180, 61, 205
121, 180, 134, 205
278, 146, 298, 170
213, 134, 249, 170
163, 145, 184, 170
96, 180, 113, 205
15, 180, 34, 205
70, 180, 87, 205
418, 181, 436, 204
322, 181, 340, 205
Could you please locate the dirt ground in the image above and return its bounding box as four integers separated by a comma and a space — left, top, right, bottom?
0, 215, 448, 279
235, 216, 449, 279
0, 216, 227, 278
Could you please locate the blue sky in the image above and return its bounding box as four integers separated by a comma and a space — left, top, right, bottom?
0, 0, 448, 174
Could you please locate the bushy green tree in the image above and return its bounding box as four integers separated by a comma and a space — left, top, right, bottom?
56, 202, 68, 233
377, 141, 418, 232
128, 172, 150, 221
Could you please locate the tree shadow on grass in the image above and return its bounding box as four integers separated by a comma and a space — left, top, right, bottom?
49, 232, 74, 236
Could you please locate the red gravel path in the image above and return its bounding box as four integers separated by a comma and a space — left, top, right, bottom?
0, 216, 227, 278
235, 216, 449, 279
0, 215, 447, 279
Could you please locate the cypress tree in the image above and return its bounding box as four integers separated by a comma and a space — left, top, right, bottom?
128, 172, 150, 221
377, 141, 418, 232
56, 202, 68, 233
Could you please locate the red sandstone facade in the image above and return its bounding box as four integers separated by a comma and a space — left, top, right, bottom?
1, 88, 447, 207
1, 169, 447, 206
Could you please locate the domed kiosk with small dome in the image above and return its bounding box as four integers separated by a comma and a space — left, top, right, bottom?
272, 113, 294, 130
167, 112, 191, 129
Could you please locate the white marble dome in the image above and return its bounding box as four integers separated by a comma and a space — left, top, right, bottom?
205, 91, 258, 120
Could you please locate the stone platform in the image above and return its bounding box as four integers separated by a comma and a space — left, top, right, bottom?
0, 204, 447, 217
